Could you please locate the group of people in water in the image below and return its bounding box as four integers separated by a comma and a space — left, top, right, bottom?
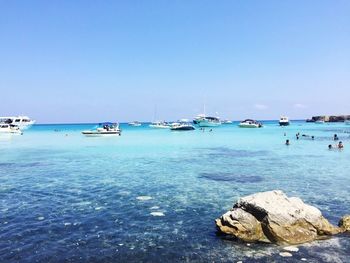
199, 128, 213, 132
329, 134, 343, 149
285, 133, 344, 149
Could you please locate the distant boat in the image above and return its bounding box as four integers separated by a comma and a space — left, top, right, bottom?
315, 120, 325, 124
82, 122, 121, 137
345, 120, 350, 125
279, 116, 290, 126
239, 119, 263, 128
128, 121, 141, 127
149, 121, 170, 129
0, 115, 35, 130
222, 120, 233, 124
0, 123, 22, 134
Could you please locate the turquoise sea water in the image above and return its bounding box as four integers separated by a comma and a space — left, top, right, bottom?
1, 121, 350, 262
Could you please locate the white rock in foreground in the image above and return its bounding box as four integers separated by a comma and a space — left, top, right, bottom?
216, 190, 343, 245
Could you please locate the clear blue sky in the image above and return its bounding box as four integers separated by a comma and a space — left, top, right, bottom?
1, 0, 349, 123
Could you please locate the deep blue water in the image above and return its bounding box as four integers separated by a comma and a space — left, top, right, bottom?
0, 121, 350, 262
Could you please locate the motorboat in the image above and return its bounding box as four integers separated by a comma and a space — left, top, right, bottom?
0, 116, 35, 129
193, 114, 206, 124
279, 116, 290, 126
128, 121, 142, 127
149, 121, 170, 129
82, 122, 121, 137
0, 124, 22, 134
170, 120, 195, 131
239, 119, 263, 128
194, 115, 221, 127
222, 119, 233, 124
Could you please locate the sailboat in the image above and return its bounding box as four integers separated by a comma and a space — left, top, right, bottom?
149, 105, 171, 129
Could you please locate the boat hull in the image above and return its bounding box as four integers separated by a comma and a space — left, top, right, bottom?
239, 124, 260, 128
197, 120, 221, 127
149, 125, 170, 129
82, 131, 121, 137
171, 126, 195, 131
0, 130, 22, 134
279, 122, 290, 126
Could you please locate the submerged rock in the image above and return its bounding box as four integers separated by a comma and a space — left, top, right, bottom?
283, 246, 299, 252
216, 190, 344, 245
279, 252, 293, 257
338, 215, 350, 231
136, 196, 153, 201
150, 212, 165, 217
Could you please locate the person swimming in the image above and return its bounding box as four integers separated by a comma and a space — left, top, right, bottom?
285, 139, 290, 145
328, 144, 333, 150
338, 141, 344, 149
334, 134, 339, 141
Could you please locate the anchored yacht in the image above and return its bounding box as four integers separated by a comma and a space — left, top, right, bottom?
193, 115, 221, 127
0, 124, 22, 134
279, 116, 290, 126
0, 116, 35, 129
170, 119, 195, 131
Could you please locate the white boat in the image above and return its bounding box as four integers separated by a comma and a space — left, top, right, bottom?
315, 120, 325, 124
222, 119, 233, 124
149, 121, 170, 129
279, 116, 290, 126
194, 115, 221, 127
170, 120, 195, 131
82, 123, 121, 137
0, 124, 22, 134
128, 121, 141, 127
239, 119, 263, 128
193, 114, 206, 124
0, 116, 35, 129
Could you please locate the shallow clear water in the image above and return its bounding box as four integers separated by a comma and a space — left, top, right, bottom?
1, 121, 349, 262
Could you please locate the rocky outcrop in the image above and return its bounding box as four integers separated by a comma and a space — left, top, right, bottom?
339, 215, 350, 232
216, 190, 345, 245
306, 115, 350, 122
